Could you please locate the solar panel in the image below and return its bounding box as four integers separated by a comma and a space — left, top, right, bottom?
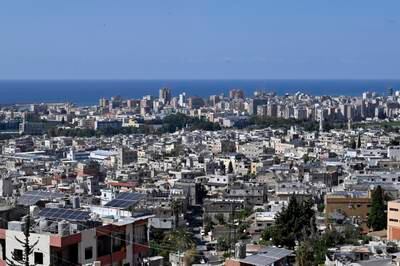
241, 247, 293, 266
18, 191, 64, 206
38, 208, 91, 221
104, 192, 145, 209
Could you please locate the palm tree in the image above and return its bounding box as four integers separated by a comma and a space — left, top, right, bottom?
171, 200, 182, 229
163, 229, 195, 253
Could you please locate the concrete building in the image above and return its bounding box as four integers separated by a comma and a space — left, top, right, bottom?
325, 191, 371, 231
3, 214, 151, 266
94, 120, 122, 130
387, 200, 400, 240
159, 88, 172, 105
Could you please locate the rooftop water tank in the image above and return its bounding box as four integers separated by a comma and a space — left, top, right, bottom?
58, 220, 70, 236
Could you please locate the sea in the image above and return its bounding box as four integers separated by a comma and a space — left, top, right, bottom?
0, 79, 400, 106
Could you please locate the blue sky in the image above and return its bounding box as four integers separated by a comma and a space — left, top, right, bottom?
1, 0, 399, 79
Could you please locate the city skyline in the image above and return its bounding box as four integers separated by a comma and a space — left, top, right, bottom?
1, 2, 400, 265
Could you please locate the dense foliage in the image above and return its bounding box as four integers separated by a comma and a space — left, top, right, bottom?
161, 113, 221, 133
273, 196, 316, 249
47, 127, 143, 137
150, 228, 198, 265
249, 116, 318, 131
295, 225, 369, 266
260, 194, 372, 265
368, 185, 387, 231
247, 116, 347, 132
47, 113, 221, 137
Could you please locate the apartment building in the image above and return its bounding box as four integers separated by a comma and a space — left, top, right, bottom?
387, 200, 400, 240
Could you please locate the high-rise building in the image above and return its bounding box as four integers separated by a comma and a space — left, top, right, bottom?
209, 95, 221, 106
178, 92, 186, 107
319, 109, 324, 132
267, 103, 278, 118
140, 99, 152, 116
248, 98, 267, 115
159, 88, 172, 104
188, 96, 205, 109
118, 147, 137, 167
256, 105, 268, 116
99, 98, 109, 108
294, 106, 307, 120
229, 89, 245, 99
127, 99, 139, 109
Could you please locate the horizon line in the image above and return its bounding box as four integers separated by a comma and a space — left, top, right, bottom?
1, 78, 400, 81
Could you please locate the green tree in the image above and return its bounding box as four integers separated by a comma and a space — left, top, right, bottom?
268, 195, 316, 249
151, 228, 196, 261
219, 161, 226, 174
294, 225, 366, 266
368, 185, 387, 231
215, 213, 226, 225
260, 226, 275, 245
343, 224, 363, 244
161, 113, 221, 133
234, 208, 253, 220
317, 203, 325, 213
350, 138, 357, 149
303, 153, 310, 163
183, 247, 200, 265
296, 240, 316, 266
171, 200, 182, 228
204, 216, 215, 234
228, 161, 234, 174
217, 237, 230, 251
237, 221, 251, 240
390, 138, 400, 146
7, 215, 38, 266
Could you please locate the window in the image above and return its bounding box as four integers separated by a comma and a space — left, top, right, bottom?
85, 247, 93, 260
390, 218, 399, 222
390, 208, 399, 212
13, 249, 23, 261
34, 252, 43, 264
